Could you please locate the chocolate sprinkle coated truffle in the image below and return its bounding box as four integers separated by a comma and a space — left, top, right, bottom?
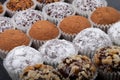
57, 55, 96, 80
94, 46, 120, 72
108, 21, 120, 46
72, 0, 107, 16
21, 64, 62, 80
0, 17, 14, 32
73, 28, 112, 58
43, 2, 74, 19
12, 9, 45, 32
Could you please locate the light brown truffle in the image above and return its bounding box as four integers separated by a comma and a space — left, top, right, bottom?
91, 7, 120, 25
29, 20, 59, 40
6, 0, 34, 11
59, 16, 91, 34
0, 29, 30, 51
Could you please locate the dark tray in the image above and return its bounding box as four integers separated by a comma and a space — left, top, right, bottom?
0, 0, 120, 80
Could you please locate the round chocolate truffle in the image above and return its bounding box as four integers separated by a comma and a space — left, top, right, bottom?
59, 15, 91, 41
43, 2, 75, 24
38, 39, 78, 66
21, 64, 62, 80
108, 21, 120, 46
73, 28, 112, 58
90, 7, 120, 25
12, 9, 45, 32
0, 17, 14, 32
72, 0, 107, 17
57, 55, 96, 80
3, 46, 43, 80
93, 46, 120, 80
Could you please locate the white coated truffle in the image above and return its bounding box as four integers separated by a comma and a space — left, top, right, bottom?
38, 39, 78, 65
108, 21, 120, 45
43, 2, 75, 19
3, 46, 43, 74
72, 0, 107, 16
0, 17, 14, 32
12, 9, 45, 32
73, 28, 112, 58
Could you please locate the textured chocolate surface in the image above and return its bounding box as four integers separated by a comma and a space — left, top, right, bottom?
94, 46, 120, 72
57, 55, 96, 80
21, 64, 62, 80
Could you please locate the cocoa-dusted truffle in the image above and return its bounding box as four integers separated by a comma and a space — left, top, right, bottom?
0, 3, 3, 14
29, 20, 59, 40
57, 55, 96, 80
59, 15, 91, 34
21, 64, 62, 80
90, 7, 120, 25
94, 46, 120, 72
0, 29, 30, 51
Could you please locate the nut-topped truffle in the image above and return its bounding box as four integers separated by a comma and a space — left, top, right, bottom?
94, 46, 120, 72
57, 55, 96, 80
6, 0, 34, 11
21, 64, 62, 80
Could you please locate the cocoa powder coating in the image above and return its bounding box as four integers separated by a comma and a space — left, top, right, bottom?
59, 16, 91, 34
0, 29, 30, 51
91, 7, 120, 25
29, 20, 59, 40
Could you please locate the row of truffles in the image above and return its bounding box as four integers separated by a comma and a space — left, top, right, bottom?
2, 0, 108, 17
3, 45, 96, 80
0, 6, 120, 34
3, 45, 120, 80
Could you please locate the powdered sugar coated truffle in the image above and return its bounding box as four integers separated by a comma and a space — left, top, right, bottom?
12, 9, 45, 32
73, 28, 112, 58
72, 0, 107, 16
0, 17, 14, 32
3, 46, 43, 73
39, 39, 78, 65
108, 21, 120, 45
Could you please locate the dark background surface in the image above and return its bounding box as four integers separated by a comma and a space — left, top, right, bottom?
0, 0, 120, 80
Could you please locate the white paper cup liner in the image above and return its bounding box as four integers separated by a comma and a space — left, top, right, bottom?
36, 0, 64, 10
0, 40, 32, 59
4, 0, 37, 17
42, 2, 76, 25
60, 30, 77, 42
27, 27, 61, 49
72, 0, 108, 18
98, 70, 120, 80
